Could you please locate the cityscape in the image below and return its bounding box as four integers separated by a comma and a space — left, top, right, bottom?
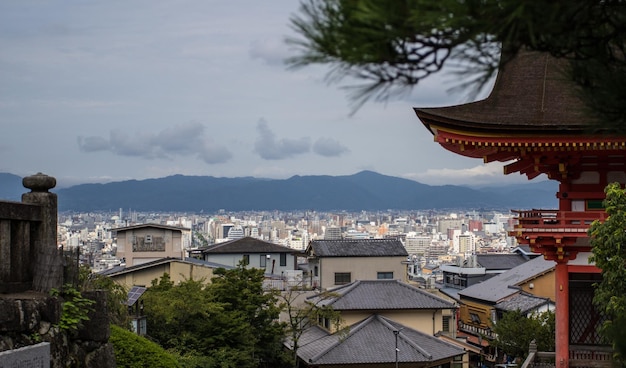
63, 207, 517, 276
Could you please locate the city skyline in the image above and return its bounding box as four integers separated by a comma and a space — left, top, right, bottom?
0, 1, 546, 188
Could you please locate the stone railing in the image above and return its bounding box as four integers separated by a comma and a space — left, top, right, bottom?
0, 173, 63, 293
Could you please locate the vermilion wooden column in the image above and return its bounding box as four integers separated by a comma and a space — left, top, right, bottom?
555, 260, 569, 368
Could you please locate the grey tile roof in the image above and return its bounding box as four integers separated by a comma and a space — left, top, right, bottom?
309, 280, 456, 310
198, 236, 296, 254
308, 239, 408, 257
97, 257, 233, 277
458, 256, 554, 303
495, 293, 553, 314
475, 254, 528, 270
112, 223, 190, 232
297, 314, 464, 365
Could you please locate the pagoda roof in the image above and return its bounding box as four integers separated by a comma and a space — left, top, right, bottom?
415, 49, 595, 136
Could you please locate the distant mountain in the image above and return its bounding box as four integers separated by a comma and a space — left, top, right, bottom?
0, 173, 24, 201
35, 170, 559, 212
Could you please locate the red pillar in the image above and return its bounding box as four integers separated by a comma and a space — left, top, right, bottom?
555, 260, 569, 368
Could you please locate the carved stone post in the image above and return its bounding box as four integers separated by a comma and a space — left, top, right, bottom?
22, 173, 63, 292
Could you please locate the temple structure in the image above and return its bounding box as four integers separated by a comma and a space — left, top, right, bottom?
415, 49, 623, 367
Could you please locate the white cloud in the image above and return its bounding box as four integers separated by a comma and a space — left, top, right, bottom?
254, 119, 311, 160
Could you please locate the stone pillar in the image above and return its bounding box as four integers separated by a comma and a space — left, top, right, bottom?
555, 260, 569, 368
21, 173, 63, 292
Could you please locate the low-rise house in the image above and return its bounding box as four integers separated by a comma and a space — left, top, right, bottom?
455, 256, 555, 363
190, 236, 298, 277
309, 279, 457, 337
305, 239, 408, 290
99, 257, 231, 288
114, 223, 190, 266
295, 314, 465, 368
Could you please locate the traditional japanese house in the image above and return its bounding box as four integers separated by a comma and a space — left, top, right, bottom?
415, 49, 622, 367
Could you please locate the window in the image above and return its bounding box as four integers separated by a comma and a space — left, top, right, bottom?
280, 253, 287, 266
242, 254, 250, 265
260, 255, 267, 267
469, 313, 481, 324
442, 316, 451, 332
314, 266, 319, 277
377, 272, 393, 279
145, 234, 152, 243
334, 272, 351, 285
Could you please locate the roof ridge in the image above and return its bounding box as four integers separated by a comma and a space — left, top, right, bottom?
378, 315, 432, 360
310, 314, 376, 363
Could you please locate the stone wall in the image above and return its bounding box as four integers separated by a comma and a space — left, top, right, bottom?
0, 291, 116, 367
0, 174, 115, 367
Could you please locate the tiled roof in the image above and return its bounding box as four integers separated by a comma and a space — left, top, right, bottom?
308, 239, 408, 257
198, 236, 296, 254
475, 254, 528, 270
297, 314, 464, 365
495, 292, 553, 314
97, 257, 232, 277
415, 49, 592, 134
310, 280, 455, 310
458, 256, 554, 303
112, 223, 189, 232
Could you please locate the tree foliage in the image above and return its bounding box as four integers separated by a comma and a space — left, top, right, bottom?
78, 264, 130, 328
490, 310, 555, 361
110, 324, 181, 368
287, 0, 626, 128
276, 279, 343, 367
589, 182, 626, 364
141, 266, 288, 368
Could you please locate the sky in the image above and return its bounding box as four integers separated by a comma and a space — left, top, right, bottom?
0, 1, 543, 189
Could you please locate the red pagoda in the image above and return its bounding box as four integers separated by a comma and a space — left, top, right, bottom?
415, 50, 622, 367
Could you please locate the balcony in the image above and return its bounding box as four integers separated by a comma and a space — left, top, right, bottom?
510, 210, 607, 246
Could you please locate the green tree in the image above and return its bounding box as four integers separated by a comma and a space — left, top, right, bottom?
589, 182, 626, 365
210, 264, 288, 367
110, 324, 181, 368
287, 0, 626, 129
277, 283, 343, 368
77, 264, 130, 328
490, 310, 555, 361
142, 268, 288, 368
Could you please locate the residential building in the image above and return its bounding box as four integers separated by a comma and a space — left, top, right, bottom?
190, 236, 298, 276
305, 239, 408, 290
114, 223, 190, 266
99, 257, 230, 288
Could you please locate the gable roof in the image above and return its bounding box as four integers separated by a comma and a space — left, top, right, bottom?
495, 292, 553, 315
307, 239, 408, 257
475, 254, 528, 270
309, 280, 455, 310
297, 314, 464, 366
198, 236, 296, 254
458, 256, 554, 303
112, 223, 189, 233
98, 257, 232, 277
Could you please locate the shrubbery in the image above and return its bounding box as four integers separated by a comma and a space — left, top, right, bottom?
110, 324, 180, 368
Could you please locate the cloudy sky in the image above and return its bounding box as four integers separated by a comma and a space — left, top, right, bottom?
0, 1, 543, 188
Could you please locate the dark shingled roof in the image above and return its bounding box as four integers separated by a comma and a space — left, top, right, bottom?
112, 223, 189, 233
97, 257, 233, 277
495, 293, 553, 314
198, 236, 296, 254
475, 254, 528, 270
415, 49, 592, 135
309, 280, 455, 310
308, 239, 408, 257
458, 256, 554, 303
297, 314, 464, 366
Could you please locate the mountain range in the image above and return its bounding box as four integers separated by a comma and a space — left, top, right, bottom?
0, 171, 558, 212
